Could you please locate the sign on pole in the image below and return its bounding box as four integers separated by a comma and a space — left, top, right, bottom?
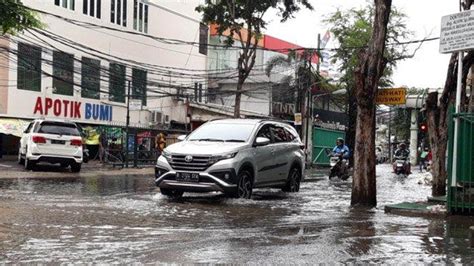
129, 99, 142, 111
294, 113, 302, 126
375, 88, 406, 105
440, 10, 474, 53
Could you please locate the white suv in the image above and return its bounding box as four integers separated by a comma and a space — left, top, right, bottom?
155, 119, 305, 199
18, 119, 83, 172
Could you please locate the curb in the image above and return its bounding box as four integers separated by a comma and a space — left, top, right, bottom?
384, 202, 447, 218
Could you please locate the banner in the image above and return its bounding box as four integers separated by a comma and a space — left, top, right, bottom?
0, 118, 30, 137
82, 126, 100, 145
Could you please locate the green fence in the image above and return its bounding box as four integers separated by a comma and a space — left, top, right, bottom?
312, 127, 345, 165
447, 113, 474, 214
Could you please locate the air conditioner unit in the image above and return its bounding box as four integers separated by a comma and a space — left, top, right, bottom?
150, 111, 162, 124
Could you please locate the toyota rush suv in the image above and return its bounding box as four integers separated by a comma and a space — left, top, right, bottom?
18, 119, 83, 172
155, 119, 305, 199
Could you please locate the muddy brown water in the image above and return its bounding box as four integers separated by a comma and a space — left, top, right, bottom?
0, 165, 473, 263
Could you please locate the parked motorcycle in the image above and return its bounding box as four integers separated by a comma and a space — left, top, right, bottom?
83, 145, 90, 163
326, 149, 350, 180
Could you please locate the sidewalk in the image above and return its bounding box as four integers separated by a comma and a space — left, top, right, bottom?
0, 159, 154, 179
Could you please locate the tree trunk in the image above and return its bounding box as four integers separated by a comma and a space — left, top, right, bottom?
426, 92, 449, 196
234, 77, 244, 118
351, 0, 392, 207
426, 53, 457, 197
352, 105, 377, 205
346, 90, 357, 167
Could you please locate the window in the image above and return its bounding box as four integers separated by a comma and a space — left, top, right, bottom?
256, 125, 273, 142
109, 63, 125, 103
133, 0, 149, 33
37, 122, 81, 136
81, 57, 100, 99
83, 0, 101, 18
111, 0, 127, 27
54, 0, 75, 10
24, 122, 34, 134
17, 43, 41, 92
53, 51, 74, 96
271, 126, 288, 143
199, 23, 208, 55
132, 68, 147, 106
284, 128, 297, 141
193, 83, 203, 102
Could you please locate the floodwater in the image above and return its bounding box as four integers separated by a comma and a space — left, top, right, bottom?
0, 165, 473, 263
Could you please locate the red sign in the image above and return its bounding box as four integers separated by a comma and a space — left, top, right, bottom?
33, 97, 81, 118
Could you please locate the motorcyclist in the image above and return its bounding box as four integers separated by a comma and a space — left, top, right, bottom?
393, 143, 411, 174
328, 137, 350, 179
333, 137, 350, 159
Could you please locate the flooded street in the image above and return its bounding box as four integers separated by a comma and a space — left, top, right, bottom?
1, 164, 473, 263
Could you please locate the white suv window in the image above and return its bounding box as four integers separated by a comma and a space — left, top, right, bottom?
35, 122, 81, 136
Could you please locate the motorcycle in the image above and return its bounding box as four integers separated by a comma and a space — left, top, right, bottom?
393, 157, 409, 176
83, 145, 90, 163
326, 149, 350, 180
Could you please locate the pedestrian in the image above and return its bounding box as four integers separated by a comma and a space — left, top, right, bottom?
155, 132, 167, 157
419, 147, 429, 172
99, 131, 107, 163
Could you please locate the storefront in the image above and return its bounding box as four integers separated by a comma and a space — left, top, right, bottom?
0, 93, 183, 161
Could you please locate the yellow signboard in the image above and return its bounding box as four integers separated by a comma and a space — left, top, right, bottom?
376, 88, 406, 105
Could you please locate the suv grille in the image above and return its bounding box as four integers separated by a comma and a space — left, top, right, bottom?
169, 155, 211, 171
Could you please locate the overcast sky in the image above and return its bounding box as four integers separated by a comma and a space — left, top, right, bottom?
264, 0, 460, 89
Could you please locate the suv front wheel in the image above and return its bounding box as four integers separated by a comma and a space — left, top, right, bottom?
234, 169, 253, 199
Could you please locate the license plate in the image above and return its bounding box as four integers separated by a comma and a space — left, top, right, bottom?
176, 172, 199, 182
51, 140, 65, 145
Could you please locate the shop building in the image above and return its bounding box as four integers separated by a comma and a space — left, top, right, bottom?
0, 0, 208, 156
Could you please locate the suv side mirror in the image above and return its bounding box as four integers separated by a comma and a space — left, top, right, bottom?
255, 137, 270, 147
177, 135, 187, 141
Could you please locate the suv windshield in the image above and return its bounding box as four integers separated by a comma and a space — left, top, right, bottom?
188, 123, 255, 142
37, 122, 81, 136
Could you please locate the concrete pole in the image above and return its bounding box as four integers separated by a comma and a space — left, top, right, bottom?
409, 109, 418, 166
452, 51, 463, 186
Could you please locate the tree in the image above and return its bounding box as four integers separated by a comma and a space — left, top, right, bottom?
426, 1, 474, 197
325, 5, 415, 166
196, 0, 312, 117
0, 0, 42, 35
265, 49, 336, 136
351, 0, 392, 207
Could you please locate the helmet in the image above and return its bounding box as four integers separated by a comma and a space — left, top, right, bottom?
400, 143, 407, 148
337, 137, 345, 144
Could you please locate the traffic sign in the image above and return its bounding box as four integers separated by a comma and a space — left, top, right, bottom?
440, 10, 474, 53
376, 88, 406, 105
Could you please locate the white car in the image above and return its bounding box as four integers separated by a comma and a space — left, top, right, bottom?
18, 119, 83, 172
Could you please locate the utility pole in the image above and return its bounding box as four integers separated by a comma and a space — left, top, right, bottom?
388, 106, 392, 163
304, 34, 320, 167
125, 80, 131, 168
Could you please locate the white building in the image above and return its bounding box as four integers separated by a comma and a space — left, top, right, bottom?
0, 0, 208, 154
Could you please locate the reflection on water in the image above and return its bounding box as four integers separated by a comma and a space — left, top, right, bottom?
0, 165, 473, 263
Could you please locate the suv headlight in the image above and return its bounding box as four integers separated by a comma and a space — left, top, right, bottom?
209, 152, 238, 165
161, 150, 172, 162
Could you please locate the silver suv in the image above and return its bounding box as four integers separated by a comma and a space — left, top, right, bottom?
155, 119, 305, 199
